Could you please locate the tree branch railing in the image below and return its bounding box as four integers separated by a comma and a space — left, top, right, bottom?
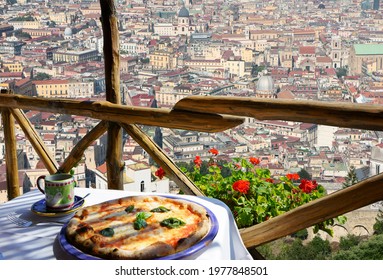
2, 91, 383, 249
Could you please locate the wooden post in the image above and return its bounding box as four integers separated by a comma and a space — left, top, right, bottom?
59, 121, 108, 173
121, 123, 205, 196
1, 107, 20, 199
10, 108, 58, 174
100, 0, 124, 190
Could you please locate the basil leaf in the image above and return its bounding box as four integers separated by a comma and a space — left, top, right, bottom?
136, 212, 152, 220
134, 219, 147, 230
160, 218, 186, 229
150, 206, 170, 213
99, 227, 114, 237
125, 205, 134, 213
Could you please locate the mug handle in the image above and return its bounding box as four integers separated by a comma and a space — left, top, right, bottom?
36, 175, 46, 194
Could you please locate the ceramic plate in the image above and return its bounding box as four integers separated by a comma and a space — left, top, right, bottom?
31, 196, 85, 217
58, 196, 219, 260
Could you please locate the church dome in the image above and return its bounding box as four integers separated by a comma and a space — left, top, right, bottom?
178, 6, 190, 17
256, 75, 274, 92
64, 27, 73, 37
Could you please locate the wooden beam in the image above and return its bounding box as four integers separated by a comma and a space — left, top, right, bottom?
175, 96, 383, 131
10, 108, 58, 174
100, 0, 123, 190
120, 123, 205, 196
0, 94, 243, 132
239, 172, 383, 248
59, 121, 108, 174
1, 108, 20, 199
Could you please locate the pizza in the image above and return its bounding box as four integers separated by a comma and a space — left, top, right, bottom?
65, 195, 212, 259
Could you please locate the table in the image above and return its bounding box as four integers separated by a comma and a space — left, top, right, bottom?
0, 188, 253, 260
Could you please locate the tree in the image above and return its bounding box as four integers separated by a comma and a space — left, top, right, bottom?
338, 234, 363, 251
32, 72, 52, 81
373, 207, 383, 235
343, 165, 358, 188
297, 168, 312, 180
331, 234, 383, 260
276, 236, 331, 260
336, 66, 348, 79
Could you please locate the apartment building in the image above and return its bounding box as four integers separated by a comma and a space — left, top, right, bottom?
32, 79, 69, 98
53, 49, 99, 63
149, 49, 176, 70
1, 60, 23, 72
9, 20, 40, 30
32, 79, 95, 98
0, 41, 26, 55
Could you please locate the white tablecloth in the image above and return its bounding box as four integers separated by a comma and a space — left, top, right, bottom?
0, 188, 252, 260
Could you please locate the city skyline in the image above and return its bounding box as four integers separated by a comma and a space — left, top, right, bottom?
0, 0, 383, 203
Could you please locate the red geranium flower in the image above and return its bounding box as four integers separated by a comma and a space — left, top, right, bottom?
299, 179, 318, 194
209, 148, 219, 156
249, 157, 260, 165
232, 180, 250, 194
286, 173, 300, 181
194, 156, 202, 167
155, 167, 166, 179
265, 178, 274, 183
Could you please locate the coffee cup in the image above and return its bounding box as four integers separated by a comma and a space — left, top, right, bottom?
36, 173, 76, 211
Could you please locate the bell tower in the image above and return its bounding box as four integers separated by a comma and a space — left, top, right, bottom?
330, 35, 342, 68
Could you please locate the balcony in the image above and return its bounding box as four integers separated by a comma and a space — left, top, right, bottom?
1, 1, 383, 261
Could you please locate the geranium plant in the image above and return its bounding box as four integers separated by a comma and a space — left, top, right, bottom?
166, 148, 346, 236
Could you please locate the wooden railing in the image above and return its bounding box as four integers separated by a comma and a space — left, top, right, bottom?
2, 0, 383, 252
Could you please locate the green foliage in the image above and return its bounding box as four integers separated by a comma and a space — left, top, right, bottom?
343, 165, 358, 188
180, 153, 345, 234
140, 57, 150, 64
275, 237, 331, 260
291, 228, 308, 240
297, 168, 312, 180
331, 234, 383, 260
373, 207, 383, 235
339, 234, 363, 251
276, 238, 307, 260
32, 72, 52, 81
10, 14, 35, 21
336, 66, 348, 79
14, 30, 31, 40
257, 233, 383, 260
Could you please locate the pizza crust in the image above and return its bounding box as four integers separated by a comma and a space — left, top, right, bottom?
65, 195, 212, 260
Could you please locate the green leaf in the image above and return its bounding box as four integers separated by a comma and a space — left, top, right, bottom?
125, 205, 134, 213
99, 227, 114, 237
160, 217, 186, 228
150, 206, 170, 213
235, 207, 254, 228
134, 212, 152, 230
134, 219, 148, 230
136, 212, 152, 220
336, 215, 347, 225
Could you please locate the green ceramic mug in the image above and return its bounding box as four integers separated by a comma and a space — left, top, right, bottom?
37, 173, 76, 211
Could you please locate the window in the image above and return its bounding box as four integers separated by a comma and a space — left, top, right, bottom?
140, 181, 145, 192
